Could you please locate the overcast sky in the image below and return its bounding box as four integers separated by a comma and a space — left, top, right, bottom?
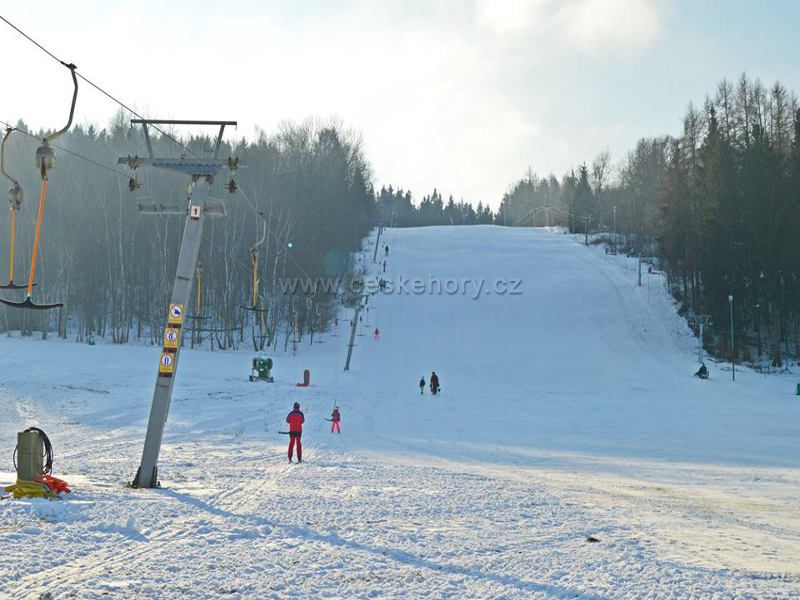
1, 1, 799, 207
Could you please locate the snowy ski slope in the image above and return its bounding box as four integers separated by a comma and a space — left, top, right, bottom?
1, 225, 799, 599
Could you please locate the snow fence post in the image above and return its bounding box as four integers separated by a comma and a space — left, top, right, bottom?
372, 225, 382, 263
344, 303, 362, 371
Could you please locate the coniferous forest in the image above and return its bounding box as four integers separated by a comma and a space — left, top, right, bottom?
493, 75, 800, 368
4, 75, 800, 366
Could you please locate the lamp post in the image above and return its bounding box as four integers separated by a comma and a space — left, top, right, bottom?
583, 214, 591, 246
728, 294, 735, 381
754, 302, 762, 364
612, 205, 617, 255
638, 248, 642, 287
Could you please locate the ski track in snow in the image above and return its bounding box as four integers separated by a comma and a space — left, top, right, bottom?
1, 225, 799, 599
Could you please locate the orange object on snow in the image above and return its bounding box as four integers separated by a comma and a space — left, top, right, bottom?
295, 369, 311, 387
34, 475, 71, 495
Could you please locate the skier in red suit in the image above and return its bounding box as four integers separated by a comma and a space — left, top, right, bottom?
286, 402, 305, 462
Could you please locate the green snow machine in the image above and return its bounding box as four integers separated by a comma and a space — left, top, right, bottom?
249, 356, 274, 382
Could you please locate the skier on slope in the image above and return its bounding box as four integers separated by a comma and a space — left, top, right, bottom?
374, 327, 380, 340
330, 407, 341, 434
695, 363, 709, 379
286, 402, 305, 462
385, 244, 389, 257
419, 376, 425, 395
430, 371, 440, 395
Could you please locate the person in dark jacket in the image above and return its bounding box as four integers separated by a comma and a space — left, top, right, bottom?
286, 402, 305, 462
430, 371, 440, 395
330, 407, 341, 434
419, 376, 425, 395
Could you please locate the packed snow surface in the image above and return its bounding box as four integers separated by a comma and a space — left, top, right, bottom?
1, 226, 799, 599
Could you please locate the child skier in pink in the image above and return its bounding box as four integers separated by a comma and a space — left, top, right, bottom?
330, 407, 341, 433
374, 327, 380, 340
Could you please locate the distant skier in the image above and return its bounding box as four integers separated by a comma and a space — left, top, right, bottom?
382, 260, 387, 273
286, 402, 305, 462
695, 363, 709, 380
330, 407, 341, 434
384, 244, 389, 257
379, 278, 387, 291
374, 327, 380, 340
419, 376, 425, 395
430, 371, 440, 395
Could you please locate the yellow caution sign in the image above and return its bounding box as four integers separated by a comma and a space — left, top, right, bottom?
159, 352, 175, 375
168, 303, 184, 325
163, 327, 180, 350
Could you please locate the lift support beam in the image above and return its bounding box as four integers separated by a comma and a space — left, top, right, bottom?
133, 182, 208, 488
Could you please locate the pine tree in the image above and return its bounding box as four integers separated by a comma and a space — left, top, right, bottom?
574, 164, 593, 232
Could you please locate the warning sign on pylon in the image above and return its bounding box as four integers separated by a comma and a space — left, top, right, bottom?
163, 327, 179, 350
158, 352, 175, 375
168, 303, 184, 324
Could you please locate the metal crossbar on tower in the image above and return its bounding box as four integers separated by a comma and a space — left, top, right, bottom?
123, 119, 238, 489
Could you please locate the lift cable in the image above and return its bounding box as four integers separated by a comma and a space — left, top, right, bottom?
0, 14, 197, 158
0, 119, 130, 181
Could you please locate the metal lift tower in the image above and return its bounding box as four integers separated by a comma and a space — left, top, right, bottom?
122, 119, 238, 488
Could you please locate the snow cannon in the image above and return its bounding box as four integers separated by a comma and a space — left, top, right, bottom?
249, 356, 274, 383
296, 369, 311, 387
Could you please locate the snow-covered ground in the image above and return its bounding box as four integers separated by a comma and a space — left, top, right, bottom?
1, 225, 799, 599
